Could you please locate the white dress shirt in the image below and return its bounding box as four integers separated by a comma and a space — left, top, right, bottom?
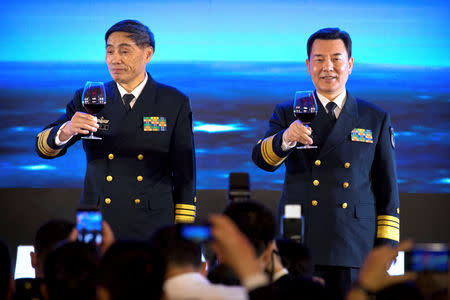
163, 272, 249, 300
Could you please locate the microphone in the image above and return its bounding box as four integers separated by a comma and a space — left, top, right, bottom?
228, 172, 250, 202
281, 204, 304, 243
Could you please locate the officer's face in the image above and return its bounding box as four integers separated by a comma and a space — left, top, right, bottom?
306, 39, 353, 100
106, 32, 153, 90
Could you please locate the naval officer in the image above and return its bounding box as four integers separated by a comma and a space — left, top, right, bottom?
36, 20, 196, 240
252, 28, 399, 299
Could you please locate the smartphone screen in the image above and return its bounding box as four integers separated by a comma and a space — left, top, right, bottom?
179, 224, 212, 243
76, 209, 102, 244
405, 243, 449, 272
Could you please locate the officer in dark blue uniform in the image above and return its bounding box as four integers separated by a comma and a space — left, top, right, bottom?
252, 28, 399, 299
36, 20, 196, 240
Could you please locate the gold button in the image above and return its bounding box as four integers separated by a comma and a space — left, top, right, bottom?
108, 153, 114, 160
342, 202, 348, 209
105, 198, 111, 204
137, 176, 143, 182
313, 180, 319, 186
106, 175, 113, 182
137, 154, 144, 160
343, 182, 349, 189
397, 208, 400, 214
344, 162, 350, 168
194, 196, 197, 203
312, 200, 318, 206
134, 198, 141, 204
315, 160, 321, 166
24, 282, 32, 290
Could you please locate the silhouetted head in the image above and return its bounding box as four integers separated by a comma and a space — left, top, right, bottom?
98, 241, 165, 300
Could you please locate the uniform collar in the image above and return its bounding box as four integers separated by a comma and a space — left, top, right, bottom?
316, 89, 347, 110
116, 72, 148, 99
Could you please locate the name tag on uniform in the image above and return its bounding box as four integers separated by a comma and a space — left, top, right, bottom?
143, 116, 167, 132
351, 128, 373, 143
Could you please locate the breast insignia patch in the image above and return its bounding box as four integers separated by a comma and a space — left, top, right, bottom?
351, 128, 373, 143
144, 116, 167, 132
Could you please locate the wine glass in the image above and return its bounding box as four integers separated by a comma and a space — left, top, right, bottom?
293, 90, 318, 149
81, 81, 106, 140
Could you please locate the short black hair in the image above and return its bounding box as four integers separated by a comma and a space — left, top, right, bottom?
307, 27, 352, 59
34, 219, 74, 269
224, 201, 276, 257
150, 225, 202, 268
105, 19, 155, 51
99, 241, 165, 300
44, 242, 99, 300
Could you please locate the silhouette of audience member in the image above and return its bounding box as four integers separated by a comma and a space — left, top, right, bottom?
30, 220, 75, 278
97, 241, 165, 300
42, 242, 99, 300
0, 239, 13, 300
223, 201, 330, 300
208, 214, 274, 300
209, 200, 277, 286
14, 220, 74, 300
151, 225, 247, 300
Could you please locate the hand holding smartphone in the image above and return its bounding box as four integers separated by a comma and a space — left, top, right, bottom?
76, 207, 102, 245
405, 243, 449, 273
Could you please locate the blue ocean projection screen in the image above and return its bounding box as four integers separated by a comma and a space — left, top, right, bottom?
0, 0, 449, 193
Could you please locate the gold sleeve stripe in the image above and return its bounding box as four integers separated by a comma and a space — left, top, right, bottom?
377, 215, 399, 223
37, 128, 61, 157
261, 135, 285, 167
377, 220, 399, 229
261, 136, 278, 165
175, 209, 196, 216
377, 225, 399, 242
175, 204, 196, 211
175, 215, 195, 223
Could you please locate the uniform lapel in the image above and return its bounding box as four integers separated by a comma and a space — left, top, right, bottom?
109, 74, 158, 148
103, 80, 124, 114
318, 92, 358, 158
96, 81, 126, 127
130, 73, 157, 112
123, 74, 157, 131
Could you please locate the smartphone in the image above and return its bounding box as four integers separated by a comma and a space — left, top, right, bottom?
76, 208, 102, 244
405, 243, 449, 272
178, 223, 212, 243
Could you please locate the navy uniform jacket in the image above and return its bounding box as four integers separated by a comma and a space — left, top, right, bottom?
252, 92, 399, 268
36, 74, 196, 240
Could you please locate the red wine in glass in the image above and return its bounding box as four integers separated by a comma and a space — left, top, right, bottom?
293, 91, 318, 149
81, 81, 106, 140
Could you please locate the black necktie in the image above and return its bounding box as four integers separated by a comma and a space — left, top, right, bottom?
123, 94, 134, 112
326, 102, 337, 124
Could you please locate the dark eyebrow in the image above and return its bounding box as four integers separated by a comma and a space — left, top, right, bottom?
106, 43, 134, 48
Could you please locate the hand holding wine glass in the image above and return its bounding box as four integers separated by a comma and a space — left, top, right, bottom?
81, 81, 106, 140
293, 90, 318, 149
